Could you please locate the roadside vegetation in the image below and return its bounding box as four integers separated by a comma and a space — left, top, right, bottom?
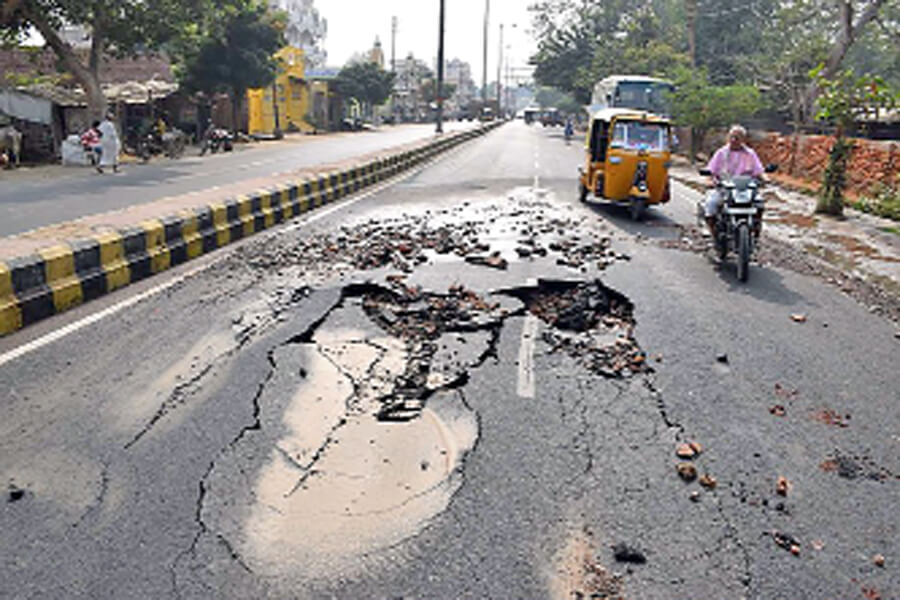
854, 175, 900, 221
527, 0, 900, 213
1, 0, 286, 121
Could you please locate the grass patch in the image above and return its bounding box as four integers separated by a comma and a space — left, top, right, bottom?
852, 176, 900, 222
880, 226, 900, 235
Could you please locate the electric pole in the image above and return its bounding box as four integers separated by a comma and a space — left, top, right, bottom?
436, 0, 445, 133
391, 16, 397, 72
482, 0, 489, 103
497, 23, 503, 117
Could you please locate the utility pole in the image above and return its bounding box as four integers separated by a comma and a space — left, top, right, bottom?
391, 16, 398, 123
482, 0, 489, 102
436, 0, 445, 133
497, 23, 503, 117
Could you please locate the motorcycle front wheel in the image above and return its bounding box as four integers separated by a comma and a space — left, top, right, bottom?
736, 223, 751, 282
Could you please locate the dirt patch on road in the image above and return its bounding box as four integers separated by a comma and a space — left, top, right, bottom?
550, 527, 624, 600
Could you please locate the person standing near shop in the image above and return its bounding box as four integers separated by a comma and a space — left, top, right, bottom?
97, 113, 121, 174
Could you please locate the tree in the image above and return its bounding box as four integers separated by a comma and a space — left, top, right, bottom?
527, 0, 894, 128
1, 0, 206, 118
420, 80, 456, 105
332, 62, 396, 114
178, 1, 285, 133
811, 66, 897, 216
535, 86, 581, 114
667, 66, 763, 160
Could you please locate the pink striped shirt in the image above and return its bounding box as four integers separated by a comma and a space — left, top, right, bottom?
707, 145, 764, 179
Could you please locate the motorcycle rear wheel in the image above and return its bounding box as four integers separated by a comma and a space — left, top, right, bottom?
736, 223, 750, 282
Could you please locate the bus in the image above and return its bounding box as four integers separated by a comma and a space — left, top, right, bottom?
589, 75, 675, 117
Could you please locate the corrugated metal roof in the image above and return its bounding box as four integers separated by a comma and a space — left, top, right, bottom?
12, 78, 179, 107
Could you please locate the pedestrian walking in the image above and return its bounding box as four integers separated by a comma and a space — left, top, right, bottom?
80, 121, 102, 166
97, 113, 121, 174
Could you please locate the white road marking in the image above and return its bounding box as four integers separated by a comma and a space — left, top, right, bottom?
516, 314, 539, 398
0, 267, 203, 368
0, 140, 469, 367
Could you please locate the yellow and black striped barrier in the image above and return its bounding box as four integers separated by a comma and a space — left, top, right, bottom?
0, 122, 503, 337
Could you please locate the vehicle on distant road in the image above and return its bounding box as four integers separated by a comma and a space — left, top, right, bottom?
589, 75, 675, 118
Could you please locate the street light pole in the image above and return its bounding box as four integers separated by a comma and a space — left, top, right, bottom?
436, 0, 445, 133
497, 23, 503, 118
482, 0, 489, 103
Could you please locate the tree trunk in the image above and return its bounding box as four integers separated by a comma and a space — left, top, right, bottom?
685, 0, 697, 67
817, 125, 851, 217
823, 0, 887, 79
21, 2, 107, 119
231, 89, 244, 134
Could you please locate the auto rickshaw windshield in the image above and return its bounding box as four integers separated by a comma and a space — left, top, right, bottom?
610, 120, 669, 152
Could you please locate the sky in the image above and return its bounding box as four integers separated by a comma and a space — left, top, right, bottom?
316, 0, 537, 86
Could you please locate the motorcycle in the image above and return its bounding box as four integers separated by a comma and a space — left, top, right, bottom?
698, 165, 777, 282
564, 121, 574, 144
200, 127, 233, 155
138, 129, 186, 162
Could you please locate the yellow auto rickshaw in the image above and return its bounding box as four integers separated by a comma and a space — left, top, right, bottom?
578, 108, 673, 221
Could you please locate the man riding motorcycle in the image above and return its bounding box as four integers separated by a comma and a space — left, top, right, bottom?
704, 125, 766, 237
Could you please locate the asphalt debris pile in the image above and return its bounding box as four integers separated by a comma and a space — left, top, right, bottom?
508, 279, 649, 378
354, 281, 509, 420
229, 199, 630, 284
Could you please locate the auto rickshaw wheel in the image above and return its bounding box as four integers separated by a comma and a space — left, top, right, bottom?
630, 199, 646, 221
579, 182, 588, 203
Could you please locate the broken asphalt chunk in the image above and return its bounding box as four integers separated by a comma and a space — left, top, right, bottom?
771, 530, 801, 554
465, 253, 508, 270
612, 543, 647, 564
677, 462, 698, 482
873, 554, 886, 567
716, 354, 729, 364
776, 476, 790, 496
676, 443, 696, 459
790, 313, 807, 323
699, 474, 717, 489
8, 486, 25, 503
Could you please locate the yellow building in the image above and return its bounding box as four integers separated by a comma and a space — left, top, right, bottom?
247, 46, 312, 135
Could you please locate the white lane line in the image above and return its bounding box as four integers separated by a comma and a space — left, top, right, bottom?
0, 268, 203, 368
0, 139, 470, 367
516, 314, 539, 399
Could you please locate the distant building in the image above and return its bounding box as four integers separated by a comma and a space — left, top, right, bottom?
369, 37, 385, 69
445, 58, 476, 114
393, 53, 432, 122
246, 46, 311, 136
268, 0, 328, 69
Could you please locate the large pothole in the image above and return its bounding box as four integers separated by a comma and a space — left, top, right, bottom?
199, 274, 647, 579
506, 279, 650, 379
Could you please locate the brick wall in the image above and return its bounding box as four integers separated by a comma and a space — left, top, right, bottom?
749, 132, 899, 196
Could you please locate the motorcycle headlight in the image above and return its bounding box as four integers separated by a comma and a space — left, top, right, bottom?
734, 190, 753, 204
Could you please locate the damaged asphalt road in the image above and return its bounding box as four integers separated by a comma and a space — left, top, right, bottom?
1, 123, 898, 599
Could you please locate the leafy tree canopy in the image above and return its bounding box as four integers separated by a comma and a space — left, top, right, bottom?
527, 0, 894, 126
333, 62, 396, 107
2, 0, 208, 116
178, 0, 285, 131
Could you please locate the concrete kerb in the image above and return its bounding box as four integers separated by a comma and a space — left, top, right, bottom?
0, 122, 503, 336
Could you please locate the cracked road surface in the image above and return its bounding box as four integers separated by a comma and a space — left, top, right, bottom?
1, 122, 897, 599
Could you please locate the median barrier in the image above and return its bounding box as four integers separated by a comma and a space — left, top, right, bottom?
0, 121, 504, 336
